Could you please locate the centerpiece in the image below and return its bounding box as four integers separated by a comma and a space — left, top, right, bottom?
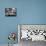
8, 32, 16, 46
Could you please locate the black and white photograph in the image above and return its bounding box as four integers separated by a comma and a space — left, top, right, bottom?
5, 8, 16, 16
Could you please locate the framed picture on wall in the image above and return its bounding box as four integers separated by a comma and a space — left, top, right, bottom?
5, 8, 16, 16
18, 24, 46, 42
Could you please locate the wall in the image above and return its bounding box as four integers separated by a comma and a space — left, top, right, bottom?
0, 0, 46, 44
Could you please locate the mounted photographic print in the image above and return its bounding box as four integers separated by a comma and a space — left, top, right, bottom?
18, 24, 46, 41
5, 8, 16, 16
